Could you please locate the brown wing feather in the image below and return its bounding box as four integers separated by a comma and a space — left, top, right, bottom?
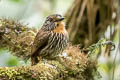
31, 29, 50, 65
31, 29, 50, 55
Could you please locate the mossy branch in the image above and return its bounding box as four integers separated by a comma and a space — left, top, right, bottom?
0, 18, 37, 60
0, 18, 98, 80
0, 54, 96, 80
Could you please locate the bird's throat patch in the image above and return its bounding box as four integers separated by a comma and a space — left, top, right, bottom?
53, 22, 67, 35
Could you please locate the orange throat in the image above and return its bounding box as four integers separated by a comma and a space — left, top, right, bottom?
53, 22, 67, 35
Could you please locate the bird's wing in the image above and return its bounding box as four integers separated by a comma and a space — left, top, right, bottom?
31, 29, 50, 55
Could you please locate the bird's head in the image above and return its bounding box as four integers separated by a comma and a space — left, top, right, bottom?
46, 14, 64, 22
42, 14, 65, 31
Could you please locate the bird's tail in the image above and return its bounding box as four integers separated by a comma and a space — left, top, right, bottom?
31, 50, 42, 66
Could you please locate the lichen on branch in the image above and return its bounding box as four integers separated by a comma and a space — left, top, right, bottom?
0, 18, 37, 60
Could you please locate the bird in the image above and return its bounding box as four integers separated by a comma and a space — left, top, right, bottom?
31, 14, 69, 65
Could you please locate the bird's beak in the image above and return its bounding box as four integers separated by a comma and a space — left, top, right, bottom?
56, 17, 65, 22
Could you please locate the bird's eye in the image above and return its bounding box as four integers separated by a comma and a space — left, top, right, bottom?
57, 24, 59, 26
57, 16, 61, 19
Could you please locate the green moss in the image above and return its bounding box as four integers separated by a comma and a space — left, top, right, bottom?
0, 18, 37, 60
